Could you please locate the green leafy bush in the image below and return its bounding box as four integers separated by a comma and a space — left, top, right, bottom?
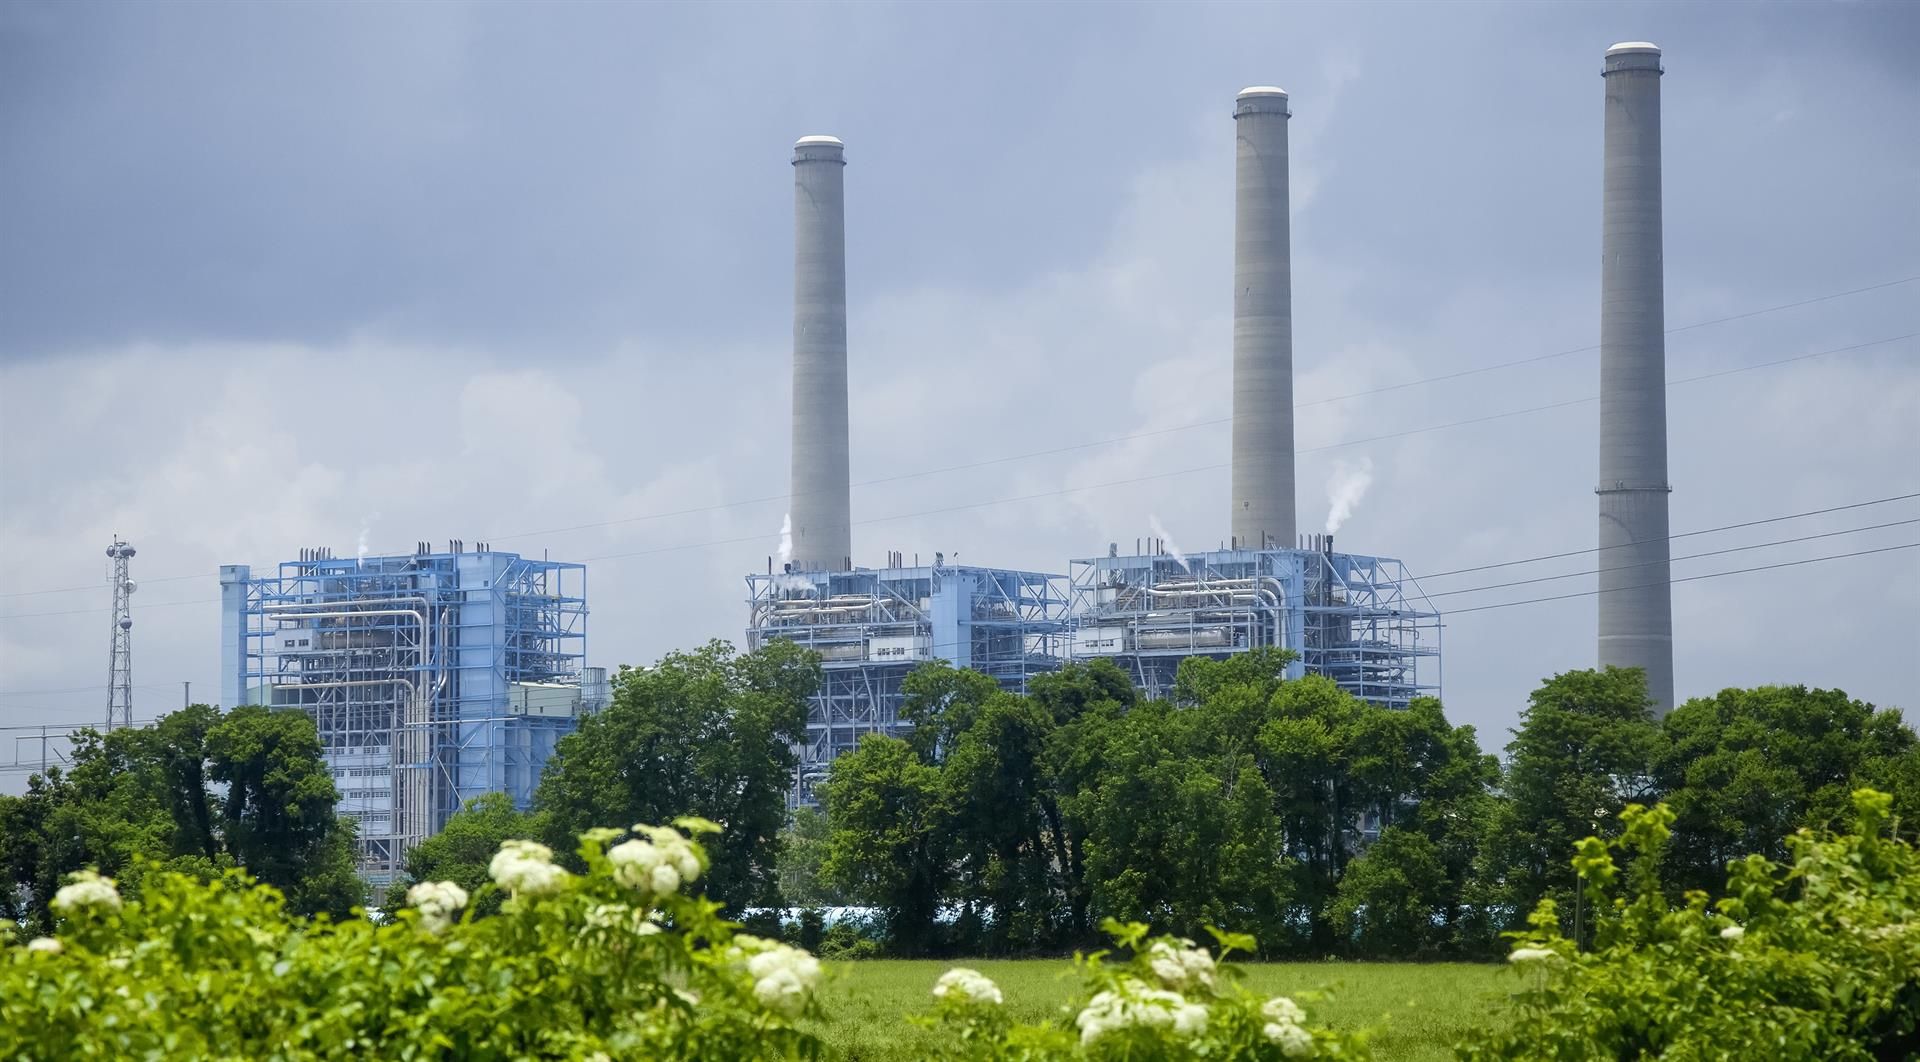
922, 920, 1370, 1059
1, 819, 826, 1060
1461, 788, 1919, 1060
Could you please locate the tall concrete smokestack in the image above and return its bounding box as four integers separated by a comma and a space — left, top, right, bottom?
790, 135, 852, 572
1596, 43, 1675, 714
1231, 87, 1294, 550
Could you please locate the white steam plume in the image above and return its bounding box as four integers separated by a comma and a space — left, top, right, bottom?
771, 513, 811, 591
1324, 458, 1373, 535
1148, 513, 1191, 572
356, 512, 381, 561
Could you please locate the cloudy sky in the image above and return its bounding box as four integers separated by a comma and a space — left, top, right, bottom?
2, 1, 1915, 758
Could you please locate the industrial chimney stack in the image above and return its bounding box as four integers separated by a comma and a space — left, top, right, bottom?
1596, 43, 1675, 714
790, 135, 853, 572
1230, 87, 1295, 550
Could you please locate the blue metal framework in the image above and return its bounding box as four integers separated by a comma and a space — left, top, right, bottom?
746, 560, 1069, 804
220, 546, 587, 881
1067, 538, 1440, 706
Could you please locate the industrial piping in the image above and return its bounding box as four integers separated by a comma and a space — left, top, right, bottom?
1230, 87, 1295, 550
791, 135, 853, 572
1596, 43, 1675, 714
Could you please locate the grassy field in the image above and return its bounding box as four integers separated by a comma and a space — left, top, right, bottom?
810, 959, 1515, 1061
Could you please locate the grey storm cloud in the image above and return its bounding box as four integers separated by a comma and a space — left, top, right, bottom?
2, 1, 1916, 753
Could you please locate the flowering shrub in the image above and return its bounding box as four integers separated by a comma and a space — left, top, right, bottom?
0, 818, 826, 1060
924, 920, 1369, 1060
1460, 788, 1920, 1060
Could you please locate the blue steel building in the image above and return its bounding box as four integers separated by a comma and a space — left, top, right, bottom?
1067, 535, 1439, 706
746, 557, 1068, 804
220, 543, 598, 881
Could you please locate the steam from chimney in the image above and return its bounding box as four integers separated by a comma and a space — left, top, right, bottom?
1149, 514, 1191, 572
356, 513, 380, 561
1323, 458, 1373, 535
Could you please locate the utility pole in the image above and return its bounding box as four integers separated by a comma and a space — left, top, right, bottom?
183, 681, 191, 709
106, 536, 137, 731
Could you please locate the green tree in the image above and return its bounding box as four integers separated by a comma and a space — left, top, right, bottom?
1330, 826, 1448, 956
0, 734, 175, 930
819, 733, 955, 954
386, 791, 538, 913
205, 704, 361, 916
0, 705, 359, 925
942, 693, 1061, 951
898, 661, 1003, 766
1029, 660, 1138, 943
774, 805, 843, 907
1656, 684, 1918, 894
1480, 666, 1661, 940
534, 640, 816, 910
1069, 699, 1292, 946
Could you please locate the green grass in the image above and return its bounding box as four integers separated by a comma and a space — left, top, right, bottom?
811, 959, 1516, 1061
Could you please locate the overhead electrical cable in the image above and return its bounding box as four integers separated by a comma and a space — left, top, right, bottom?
1420, 491, 1920, 580
1422, 517, 1920, 599
0, 329, 1909, 610
1441, 541, 1920, 617
4, 486, 1911, 625
1, 273, 1909, 602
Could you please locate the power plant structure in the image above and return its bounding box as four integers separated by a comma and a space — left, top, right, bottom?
1064, 86, 1439, 705
1596, 42, 1676, 715
747, 559, 1070, 802
1068, 536, 1437, 705
745, 135, 1071, 804
220, 543, 601, 881
749, 94, 1440, 802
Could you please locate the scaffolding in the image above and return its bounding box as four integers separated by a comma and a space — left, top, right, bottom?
220, 544, 589, 882
746, 558, 1069, 803
1067, 536, 1439, 706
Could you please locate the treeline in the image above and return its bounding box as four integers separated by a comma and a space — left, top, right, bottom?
10, 639, 1914, 964
796, 653, 1918, 958
428, 641, 1915, 960
0, 703, 361, 928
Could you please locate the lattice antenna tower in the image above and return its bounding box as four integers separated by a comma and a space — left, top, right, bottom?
106, 536, 136, 730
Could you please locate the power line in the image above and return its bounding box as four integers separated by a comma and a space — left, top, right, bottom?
1442, 541, 1920, 617
1420, 491, 1920, 580
4, 273, 1911, 602
3, 540, 1912, 740
1423, 517, 1920, 599
0, 681, 194, 698
0, 334, 1903, 620
0, 330, 1908, 618
1305, 274, 1918, 406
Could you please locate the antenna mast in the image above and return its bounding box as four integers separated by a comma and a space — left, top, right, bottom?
106, 536, 136, 730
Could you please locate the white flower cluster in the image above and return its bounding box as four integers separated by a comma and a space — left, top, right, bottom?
728, 935, 823, 1018
1262, 996, 1314, 1057
51, 870, 121, 915
585, 903, 661, 936
26, 936, 62, 955
489, 839, 570, 897
1719, 925, 1745, 941
1146, 937, 1217, 994
931, 967, 1004, 1006
404, 880, 469, 933
607, 825, 702, 898
1075, 977, 1208, 1045
1508, 946, 1558, 963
